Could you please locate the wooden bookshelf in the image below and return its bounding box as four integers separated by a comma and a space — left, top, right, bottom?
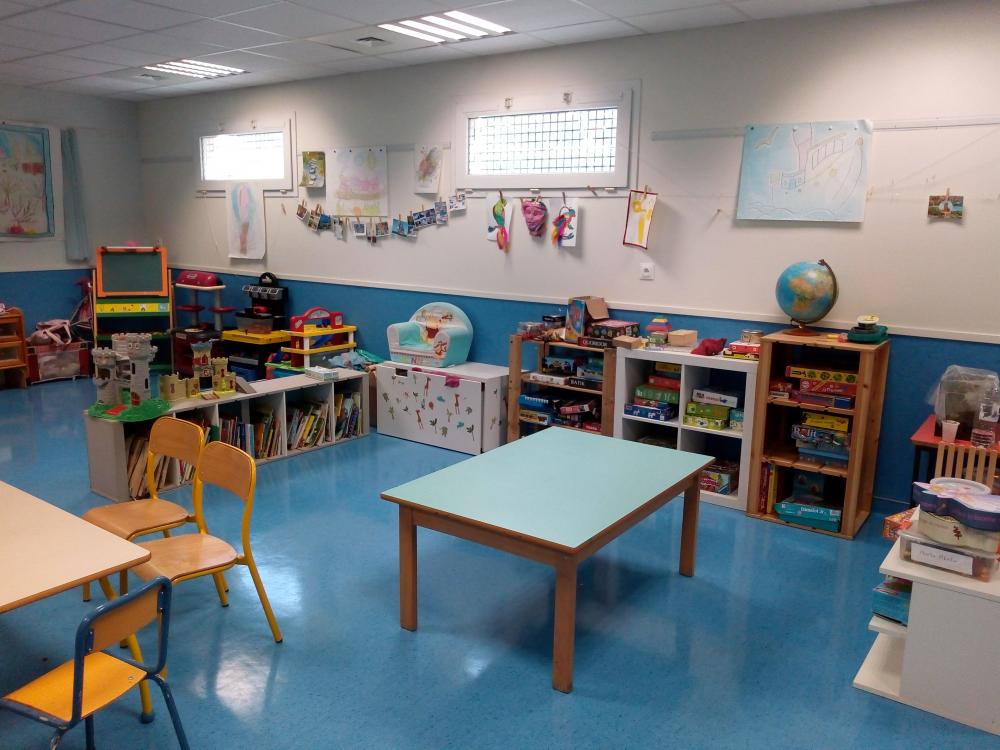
747, 332, 890, 539
507, 334, 616, 441
0, 307, 28, 389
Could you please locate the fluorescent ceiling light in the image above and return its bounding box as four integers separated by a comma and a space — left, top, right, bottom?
182, 58, 243, 73
421, 15, 487, 37
144, 58, 245, 79
377, 23, 444, 43
443, 10, 510, 34
400, 19, 465, 40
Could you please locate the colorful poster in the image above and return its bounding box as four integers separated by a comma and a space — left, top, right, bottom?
330, 146, 388, 218
299, 150, 325, 188
928, 193, 963, 220
551, 199, 578, 248
736, 120, 872, 222
447, 192, 466, 212
486, 191, 513, 251
414, 144, 444, 194
226, 182, 265, 259
623, 190, 656, 249
0, 123, 54, 238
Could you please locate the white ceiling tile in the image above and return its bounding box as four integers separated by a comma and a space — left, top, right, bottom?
319, 54, 399, 72
377, 44, 476, 65
0, 0, 27, 19
449, 32, 552, 55
0, 61, 76, 82
41, 76, 152, 94
71, 74, 156, 90
165, 18, 287, 47
245, 40, 363, 63
577, 0, 720, 16
4, 9, 137, 41
293, 0, 444, 25
732, 0, 870, 19
57, 0, 201, 31
141, 0, 276, 16
0, 24, 81, 51
0, 44, 35, 61
10, 0, 61, 6
456, 0, 611, 32
64, 43, 172, 67
25, 53, 126, 75
309, 25, 436, 55
195, 48, 292, 71
625, 4, 747, 32
110, 31, 226, 57
221, 2, 360, 36
530, 18, 641, 44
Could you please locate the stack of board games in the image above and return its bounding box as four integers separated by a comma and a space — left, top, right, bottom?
577, 319, 640, 350
624, 361, 680, 421
722, 340, 760, 361
773, 468, 843, 532
700, 460, 739, 496
782, 365, 857, 409
682, 387, 741, 431
792, 412, 851, 466
517, 392, 600, 431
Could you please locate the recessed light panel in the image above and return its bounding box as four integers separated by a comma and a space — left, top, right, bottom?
377, 11, 511, 45
143, 58, 245, 79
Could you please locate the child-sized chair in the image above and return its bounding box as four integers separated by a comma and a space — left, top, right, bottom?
82, 417, 215, 601
131, 440, 283, 643
387, 302, 473, 368
0, 577, 190, 750
934, 442, 999, 487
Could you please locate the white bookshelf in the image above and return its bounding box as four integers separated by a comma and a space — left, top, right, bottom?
854, 530, 1000, 735
84, 371, 369, 502
614, 347, 757, 511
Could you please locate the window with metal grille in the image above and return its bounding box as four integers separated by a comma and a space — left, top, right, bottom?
199, 130, 286, 182
467, 107, 618, 176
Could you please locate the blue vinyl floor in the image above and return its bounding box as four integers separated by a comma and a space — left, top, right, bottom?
0, 380, 993, 749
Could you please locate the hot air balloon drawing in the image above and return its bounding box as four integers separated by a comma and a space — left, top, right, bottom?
226, 182, 264, 259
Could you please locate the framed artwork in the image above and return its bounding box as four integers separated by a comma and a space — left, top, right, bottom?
0, 123, 55, 238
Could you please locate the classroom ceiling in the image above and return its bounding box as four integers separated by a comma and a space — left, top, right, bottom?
0, 0, 914, 101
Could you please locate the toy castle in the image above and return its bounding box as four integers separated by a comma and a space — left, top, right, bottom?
91, 333, 157, 407
157, 355, 236, 403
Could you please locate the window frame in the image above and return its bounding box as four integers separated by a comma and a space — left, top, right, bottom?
195, 118, 294, 192
454, 82, 636, 191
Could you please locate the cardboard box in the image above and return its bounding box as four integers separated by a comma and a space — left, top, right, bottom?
683, 414, 729, 430
613, 335, 644, 349
785, 365, 858, 384
654, 361, 682, 374
588, 319, 640, 339
636, 383, 681, 404
625, 403, 677, 421
566, 296, 609, 342
802, 412, 850, 432
692, 388, 741, 408
796, 391, 854, 409
668, 329, 697, 346
729, 408, 744, 432
577, 336, 614, 349
799, 378, 858, 396
568, 375, 603, 390
685, 401, 730, 419
882, 507, 915, 541
649, 375, 682, 390
872, 577, 911, 625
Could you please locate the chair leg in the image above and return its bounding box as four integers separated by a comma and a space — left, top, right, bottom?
118, 570, 130, 648
163, 528, 172, 538
82, 582, 91, 602
150, 676, 191, 750
49, 729, 65, 749
243, 559, 283, 643
211, 572, 229, 607
85, 716, 95, 750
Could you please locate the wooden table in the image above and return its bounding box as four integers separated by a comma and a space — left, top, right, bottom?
381, 427, 712, 693
909, 414, 980, 492
0, 481, 155, 717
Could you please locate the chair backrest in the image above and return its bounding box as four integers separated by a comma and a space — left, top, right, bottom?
934, 443, 999, 486
146, 416, 205, 501
71, 577, 172, 723
193, 441, 257, 543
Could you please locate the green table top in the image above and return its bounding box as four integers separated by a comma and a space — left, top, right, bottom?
381, 428, 712, 552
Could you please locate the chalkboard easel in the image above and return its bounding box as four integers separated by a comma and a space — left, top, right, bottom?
94, 246, 169, 298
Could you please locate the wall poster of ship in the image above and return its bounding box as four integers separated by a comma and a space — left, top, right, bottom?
736, 120, 872, 222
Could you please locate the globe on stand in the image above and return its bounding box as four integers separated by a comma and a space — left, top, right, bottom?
775, 259, 838, 336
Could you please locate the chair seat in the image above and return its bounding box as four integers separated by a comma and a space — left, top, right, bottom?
133, 534, 238, 583
83, 499, 189, 540
4, 652, 145, 723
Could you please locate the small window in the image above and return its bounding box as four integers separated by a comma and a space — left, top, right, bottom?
195, 119, 293, 192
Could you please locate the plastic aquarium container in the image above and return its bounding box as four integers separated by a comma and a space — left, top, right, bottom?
898, 528, 998, 582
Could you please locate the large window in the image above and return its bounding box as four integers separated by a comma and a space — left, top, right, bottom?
196, 119, 293, 191
456, 84, 634, 190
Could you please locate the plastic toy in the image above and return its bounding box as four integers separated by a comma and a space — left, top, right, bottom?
237, 272, 288, 333
174, 270, 233, 332
267, 307, 356, 378
387, 302, 472, 368
89, 333, 169, 421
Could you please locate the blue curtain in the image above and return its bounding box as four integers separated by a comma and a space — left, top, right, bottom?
61, 128, 89, 262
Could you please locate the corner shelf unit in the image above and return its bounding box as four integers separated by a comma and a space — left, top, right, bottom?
0, 307, 28, 389
854, 533, 1000, 735
747, 332, 889, 539
507, 334, 617, 440
614, 347, 758, 511
84, 371, 368, 502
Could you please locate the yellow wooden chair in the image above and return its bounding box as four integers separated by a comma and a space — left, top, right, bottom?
82, 416, 206, 602
934, 442, 999, 487
0, 577, 190, 750
131, 440, 283, 643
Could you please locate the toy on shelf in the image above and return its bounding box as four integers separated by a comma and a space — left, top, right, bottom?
387, 302, 472, 368
174, 270, 233, 331
158, 351, 236, 403
267, 307, 357, 378
237, 272, 288, 334
89, 333, 169, 421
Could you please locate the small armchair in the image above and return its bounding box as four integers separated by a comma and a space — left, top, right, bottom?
387, 302, 473, 368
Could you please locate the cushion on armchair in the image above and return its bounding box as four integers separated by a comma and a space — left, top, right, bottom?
387, 302, 473, 368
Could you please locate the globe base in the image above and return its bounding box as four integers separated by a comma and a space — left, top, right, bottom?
782, 322, 821, 337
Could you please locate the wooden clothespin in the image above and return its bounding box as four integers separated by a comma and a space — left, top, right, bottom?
562, 191, 568, 204
586, 185, 597, 197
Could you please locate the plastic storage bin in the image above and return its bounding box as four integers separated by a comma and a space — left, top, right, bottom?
898, 528, 998, 582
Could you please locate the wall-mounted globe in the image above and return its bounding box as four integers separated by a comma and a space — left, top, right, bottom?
775, 259, 838, 334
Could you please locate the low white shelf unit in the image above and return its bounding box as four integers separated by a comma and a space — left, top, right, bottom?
614, 347, 757, 511
84, 371, 368, 502
854, 534, 1000, 735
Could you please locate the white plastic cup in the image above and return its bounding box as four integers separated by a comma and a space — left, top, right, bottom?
942, 419, 960, 443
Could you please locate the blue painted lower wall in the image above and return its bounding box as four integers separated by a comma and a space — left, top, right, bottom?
5, 267, 996, 507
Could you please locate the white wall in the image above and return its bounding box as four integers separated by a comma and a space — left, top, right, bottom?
138, 0, 1000, 342
0, 84, 146, 271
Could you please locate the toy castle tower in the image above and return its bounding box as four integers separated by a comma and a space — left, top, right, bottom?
92, 348, 122, 405
211, 356, 236, 394
112, 333, 157, 406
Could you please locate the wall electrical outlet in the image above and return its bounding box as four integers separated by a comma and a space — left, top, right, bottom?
639, 262, 655, 281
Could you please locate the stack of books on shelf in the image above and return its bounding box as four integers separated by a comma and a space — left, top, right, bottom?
124, 433, 172, 499
682, 394, 743, 432
625, 362, 680, 421
517, 393, 600, 431
220, 414, 255, 455
769, 365, 857, 410
792, 413, 851, 466
524, 351, 605, 392
250, 405, 282, 460
287, 400, 331, 450
334, 392, 363, 440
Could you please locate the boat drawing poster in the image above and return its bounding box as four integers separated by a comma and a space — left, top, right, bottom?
0, 123, 54, 238
736, 120, 872, 222
329, 146, 388, 218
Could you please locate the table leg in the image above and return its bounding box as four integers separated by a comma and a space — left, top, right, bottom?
552, 556, 577, 693
98, 576, 154, 721
910, 445, 921, 486
680, 478, 700, 577
399, 506, 418, 631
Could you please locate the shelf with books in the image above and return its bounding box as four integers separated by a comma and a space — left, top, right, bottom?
748, 333, 889, 539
